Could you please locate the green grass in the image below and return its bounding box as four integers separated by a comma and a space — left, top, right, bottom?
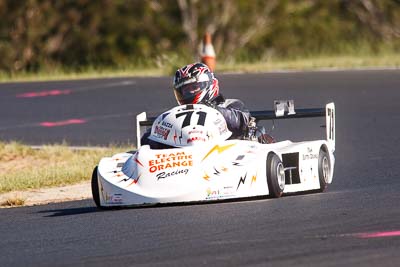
0, 52, 399, 83
0, 141, 133, 193
0, 66, 165, 83
217, 53, 400, 73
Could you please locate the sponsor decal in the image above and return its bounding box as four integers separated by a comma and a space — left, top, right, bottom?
303, 153, 318, 160
148, 151, 193, 173
213, 118, 222, 125
154, 125, 170, 140
206, 186, 235, 200
105, 193, 123, 204
187, 136, 206, 143
213, 118, 228, 135
156, 169, 189, 180
188, 129, 203, 135
162, 121, 173, 128
223, 186, 235, 197
218, 124, 228, 135
206, 188, 220, 200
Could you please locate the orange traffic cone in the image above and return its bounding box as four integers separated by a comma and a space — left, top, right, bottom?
200, 33, 216, 72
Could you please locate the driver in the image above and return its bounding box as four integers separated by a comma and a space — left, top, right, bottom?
141, 62, 273, 147
173, 62, 250, 139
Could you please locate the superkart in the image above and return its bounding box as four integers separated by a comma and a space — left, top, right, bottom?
91, 100, 335, 208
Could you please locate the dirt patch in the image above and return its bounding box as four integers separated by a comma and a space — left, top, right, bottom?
0, 182, 92, 208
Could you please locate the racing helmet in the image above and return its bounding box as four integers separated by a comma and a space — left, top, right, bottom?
173, 63, 219, 105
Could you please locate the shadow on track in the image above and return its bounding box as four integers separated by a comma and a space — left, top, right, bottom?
38, 190, 328, 217
39, 206, 99, 217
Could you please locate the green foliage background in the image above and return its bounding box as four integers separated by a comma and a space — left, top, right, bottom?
0, 0, 399, 75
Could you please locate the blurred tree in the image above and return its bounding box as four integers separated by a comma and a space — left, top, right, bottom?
176, 0, 279, 61
0, 0, 398, 74
343, 0, 400, 41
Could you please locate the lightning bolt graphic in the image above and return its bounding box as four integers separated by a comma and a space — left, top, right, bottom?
202, 143, 236, 161
132, 153, 144, 167
251, 173, 257, 185
118, 178, 130, 183
112, 172, 123, 178
118, 168, 138, 183
203, 173, 210, 181
236, 173, 247, 190
213, 167, 220, 176
126, 174, 141, 187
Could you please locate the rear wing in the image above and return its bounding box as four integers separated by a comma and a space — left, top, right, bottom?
136, 101, 335, 149
250, 100, 335, 150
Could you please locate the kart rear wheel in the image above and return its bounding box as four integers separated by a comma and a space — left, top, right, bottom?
318, 149, 331, 192
91, 166, 101, 208
267, 153, 285, 198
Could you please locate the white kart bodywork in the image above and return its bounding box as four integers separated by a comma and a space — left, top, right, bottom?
94, 103, 335, 207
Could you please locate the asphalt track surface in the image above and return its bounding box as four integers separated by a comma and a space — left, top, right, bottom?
0, 70, 400, 266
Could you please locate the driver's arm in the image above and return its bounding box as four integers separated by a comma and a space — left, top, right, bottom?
214, 104, 250, 139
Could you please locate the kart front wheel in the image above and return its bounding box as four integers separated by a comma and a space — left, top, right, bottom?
91, 166, 101, 208
318, 149, 331, 192
266, 153, 285, 198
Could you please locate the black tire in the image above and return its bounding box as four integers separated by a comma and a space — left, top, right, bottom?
318, 149, 331, 192
266, 153, 285, 198
91, 166, 101, 208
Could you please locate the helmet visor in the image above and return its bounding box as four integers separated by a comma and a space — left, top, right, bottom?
174, 81, 210, 105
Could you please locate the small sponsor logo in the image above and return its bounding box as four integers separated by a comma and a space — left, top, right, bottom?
303, 153, 318, 160
187, 136, 206, 143
105, 193, 123, 204
162, 121, 173, 128
206, 186, 235, 200
188, 130, 203, 135
154, 125, 170, 140
206, 188, 220, 199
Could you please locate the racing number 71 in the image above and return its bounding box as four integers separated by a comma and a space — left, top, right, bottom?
176, 111, 207, 128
